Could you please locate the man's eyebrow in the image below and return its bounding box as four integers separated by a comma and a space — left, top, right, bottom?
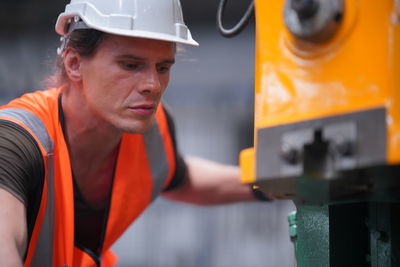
161, 59, 175, 65
115, 54, 175, 64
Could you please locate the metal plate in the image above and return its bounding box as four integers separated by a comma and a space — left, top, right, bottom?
256, 107, 387, 181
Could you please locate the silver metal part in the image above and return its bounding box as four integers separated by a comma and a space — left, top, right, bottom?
256, 107, 387, 181
284, 0, 344, 42
393, 0, 400, 24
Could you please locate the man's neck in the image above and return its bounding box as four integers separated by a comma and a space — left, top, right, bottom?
61, 85, 122, 160
60, 85, 121, 205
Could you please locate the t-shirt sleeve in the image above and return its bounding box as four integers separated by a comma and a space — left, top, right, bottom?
162, 106, 188, 192
0, 121, 44, 205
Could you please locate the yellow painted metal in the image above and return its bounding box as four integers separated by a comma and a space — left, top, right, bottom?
239, 148, 256, 184
240, 0, 400, 183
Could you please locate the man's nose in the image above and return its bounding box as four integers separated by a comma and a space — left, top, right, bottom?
139, 68, 162, 94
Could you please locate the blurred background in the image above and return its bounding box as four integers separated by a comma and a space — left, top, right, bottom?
0, 1, 295, 266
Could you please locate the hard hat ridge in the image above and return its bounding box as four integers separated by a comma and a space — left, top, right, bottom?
55, 0, 199, 46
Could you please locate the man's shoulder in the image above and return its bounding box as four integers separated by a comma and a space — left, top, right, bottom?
9, 88, 59, 108
0, 88, 62, 149
1, 88, 60, 120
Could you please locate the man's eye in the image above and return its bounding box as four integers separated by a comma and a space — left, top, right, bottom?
157, 65, 171, 73
121, 62, 138, 70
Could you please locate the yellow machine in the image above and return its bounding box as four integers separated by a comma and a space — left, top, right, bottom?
218, 0, 400, 265
242, 0, 400, 189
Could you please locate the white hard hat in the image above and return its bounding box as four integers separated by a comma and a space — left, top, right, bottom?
55, 0, 199, 46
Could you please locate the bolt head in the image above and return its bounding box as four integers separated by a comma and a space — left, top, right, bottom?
281, 143, 300, 165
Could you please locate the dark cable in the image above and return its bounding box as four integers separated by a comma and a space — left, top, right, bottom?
217, 0, 254, 38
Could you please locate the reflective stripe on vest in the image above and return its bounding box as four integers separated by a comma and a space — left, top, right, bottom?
30, 154, 55, 267
0, 108, 53, 152
144, 121, 170, 201
0, 107, 171, 265
0, 108, 55, 266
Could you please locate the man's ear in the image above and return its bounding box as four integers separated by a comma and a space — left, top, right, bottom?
63, 48, 82, 82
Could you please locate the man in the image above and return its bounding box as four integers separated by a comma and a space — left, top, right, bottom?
0, 0, 266, 266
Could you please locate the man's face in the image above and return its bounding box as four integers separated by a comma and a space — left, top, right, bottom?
79, 35, 175, 133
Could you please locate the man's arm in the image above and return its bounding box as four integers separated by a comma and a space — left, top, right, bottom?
0, 189, 26, 267
0, 122, 46, 266
162, 156, 256, 205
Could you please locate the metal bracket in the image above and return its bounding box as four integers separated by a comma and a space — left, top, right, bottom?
280, 121, 356, 178
256, 107, 387, 181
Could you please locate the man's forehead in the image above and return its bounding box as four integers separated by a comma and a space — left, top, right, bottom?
115, 54, 175, 64
104, 34, 175, 48
100, 34, 176, 59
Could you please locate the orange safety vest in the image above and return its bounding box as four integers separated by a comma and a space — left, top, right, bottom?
0, 87, 177, 267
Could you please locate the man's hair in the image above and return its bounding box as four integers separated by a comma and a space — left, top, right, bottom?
48, 29, 105, 87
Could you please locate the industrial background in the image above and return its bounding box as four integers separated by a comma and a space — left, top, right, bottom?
0, 1, 295, 266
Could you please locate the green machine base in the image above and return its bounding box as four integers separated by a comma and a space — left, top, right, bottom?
286, 166, 400, 267
289, 203, 400, 267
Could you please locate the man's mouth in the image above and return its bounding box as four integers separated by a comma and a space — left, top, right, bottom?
128, 104, 156, 116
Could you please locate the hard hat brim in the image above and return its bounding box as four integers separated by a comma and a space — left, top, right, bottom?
55, 13, 199, 46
